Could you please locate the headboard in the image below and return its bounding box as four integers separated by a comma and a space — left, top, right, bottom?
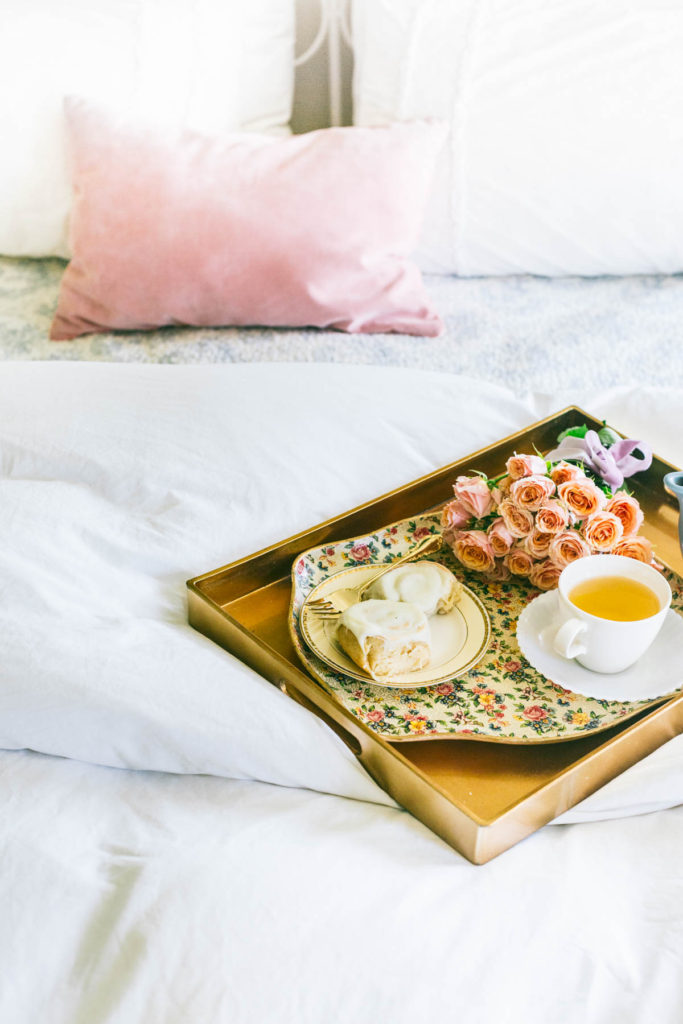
293, 0, 353, 132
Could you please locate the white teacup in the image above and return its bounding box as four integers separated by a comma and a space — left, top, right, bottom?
544, 554, 672, 674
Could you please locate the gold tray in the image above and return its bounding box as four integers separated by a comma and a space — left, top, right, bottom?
187, 407, 683, 864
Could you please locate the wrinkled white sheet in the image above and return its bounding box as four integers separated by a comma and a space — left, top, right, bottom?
2, 748, 683, 1024
0, 361, 681, 822
1, 361, 683, 1023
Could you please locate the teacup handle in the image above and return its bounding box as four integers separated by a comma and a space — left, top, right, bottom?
551, 618, 587, 660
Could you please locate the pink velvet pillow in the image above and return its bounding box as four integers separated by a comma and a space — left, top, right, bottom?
50, 99, 446, 340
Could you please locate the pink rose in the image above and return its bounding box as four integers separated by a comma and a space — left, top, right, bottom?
535, 500, 569, 535
503, 660, 522, 673
529, 559, 563, 590
451, 530, 496, 573
366, 709, 385, 722
413, 526, 433, 540
605, 492, 644, 537
548, 530, 591, 568
582, 510, 624, 552
504, 546, 534, 577
525, 530, 553, 559
557, 478, 607, 519
349, 543, 372, 562
551, 460, 586, 486
506, 454, 548, 480
510, 474, 556, 512
435, 682, 454, 696
442, 498, 471, 530
523, 705, 548, 722
452, 475, 494, 519
498, 498, 534, 539
487, 517, 515, 556
612, 536, 653, 563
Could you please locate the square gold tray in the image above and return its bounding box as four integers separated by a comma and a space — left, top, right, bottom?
187, 407, 683, 864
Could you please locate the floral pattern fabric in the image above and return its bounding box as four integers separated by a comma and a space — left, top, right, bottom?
289, 513, 683, 743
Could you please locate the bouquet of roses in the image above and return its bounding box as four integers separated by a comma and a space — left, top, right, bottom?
442, 426, 655, 590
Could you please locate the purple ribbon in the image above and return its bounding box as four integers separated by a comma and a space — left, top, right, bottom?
546, 430, 653, 490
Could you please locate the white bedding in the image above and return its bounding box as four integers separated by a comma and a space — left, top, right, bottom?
1, 360, 682, 1022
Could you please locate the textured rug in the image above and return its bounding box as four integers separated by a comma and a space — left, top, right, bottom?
1, 256, 683, 393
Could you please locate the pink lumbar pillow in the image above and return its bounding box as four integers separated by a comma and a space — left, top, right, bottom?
50, 99, 445, 340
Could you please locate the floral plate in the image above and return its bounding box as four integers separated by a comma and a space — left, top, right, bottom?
288, 512, 683, 743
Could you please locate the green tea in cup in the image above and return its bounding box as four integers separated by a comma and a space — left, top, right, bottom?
569, 575, 662, 622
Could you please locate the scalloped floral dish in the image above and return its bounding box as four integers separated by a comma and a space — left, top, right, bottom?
288, 513, 683, 744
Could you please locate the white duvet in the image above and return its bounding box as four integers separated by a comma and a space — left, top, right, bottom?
1, 361, 682, 1023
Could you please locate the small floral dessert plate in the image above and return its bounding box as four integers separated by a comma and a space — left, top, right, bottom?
289, 512, 683, 743
300, 564, 490, 689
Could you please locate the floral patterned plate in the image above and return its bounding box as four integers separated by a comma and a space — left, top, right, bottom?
289, 512, 683, 744
300, 564, 490, 688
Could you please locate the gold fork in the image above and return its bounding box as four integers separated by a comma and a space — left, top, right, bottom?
305, 534, 443, 618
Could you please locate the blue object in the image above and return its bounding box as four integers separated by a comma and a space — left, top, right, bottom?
664, 471, 683, 557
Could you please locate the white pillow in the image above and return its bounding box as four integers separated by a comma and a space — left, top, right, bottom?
0, 0, 295, 258
353, 0, 683, 276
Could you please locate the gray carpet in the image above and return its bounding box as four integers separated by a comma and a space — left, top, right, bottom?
1, 256, 682, 393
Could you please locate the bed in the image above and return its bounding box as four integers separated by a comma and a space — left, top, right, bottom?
2, 2, 683, 1021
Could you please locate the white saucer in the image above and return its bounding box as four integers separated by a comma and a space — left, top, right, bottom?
516, 591, 683, 702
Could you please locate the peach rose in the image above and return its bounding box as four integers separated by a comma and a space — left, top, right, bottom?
509, 474, 556, 512
582, 510, 624, 552
529, 559, 563, 591
451, 530, 495, 573
551, 460, 585, 486
506, 454, 548, 480
535, 500, 570, 535
557, 478, 607, 520
498, 498, 535, 539
504, 546, 534, 577
612, 536, 654, 563
487, 517, 515, 556
548, 530, 591, 568
442, 498, 471, 531
452, 475, 494, 519
605, 491, 644, 537
525, 530, 553, 559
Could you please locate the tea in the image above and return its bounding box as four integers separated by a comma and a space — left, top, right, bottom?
569, 575, 661, 621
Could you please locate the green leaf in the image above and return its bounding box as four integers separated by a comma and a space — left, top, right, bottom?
597, 426, 620, 446
557, 425, 589, 442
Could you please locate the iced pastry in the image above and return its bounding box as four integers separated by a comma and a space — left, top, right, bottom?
337, 599, 431, 681
364, 561, 462, 616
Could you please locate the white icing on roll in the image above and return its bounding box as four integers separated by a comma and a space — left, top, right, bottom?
365, 562, 457, 616
340, 599, 430, 651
